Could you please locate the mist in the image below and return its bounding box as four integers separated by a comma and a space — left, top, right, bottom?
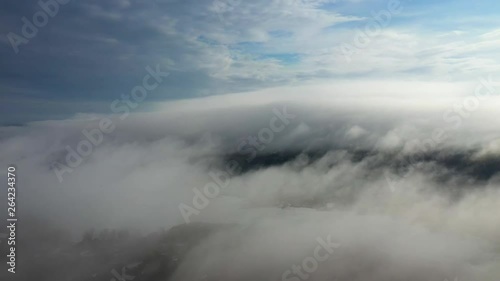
1, 80, 500, 280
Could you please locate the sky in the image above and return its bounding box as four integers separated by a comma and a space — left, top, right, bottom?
1, 0, 500, 124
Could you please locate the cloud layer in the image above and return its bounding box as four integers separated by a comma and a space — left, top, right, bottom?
1, 82, 500, 280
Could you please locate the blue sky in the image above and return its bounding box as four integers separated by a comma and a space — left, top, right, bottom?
1, 0, 500, 124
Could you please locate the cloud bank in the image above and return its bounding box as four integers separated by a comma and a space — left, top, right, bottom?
1, 81, 500, 280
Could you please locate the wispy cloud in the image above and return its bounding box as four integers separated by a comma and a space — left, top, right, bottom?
2, 0, 500, 124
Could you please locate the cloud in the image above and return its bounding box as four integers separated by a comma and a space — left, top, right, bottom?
4, 0, 500, 124
1, 82, 500, 279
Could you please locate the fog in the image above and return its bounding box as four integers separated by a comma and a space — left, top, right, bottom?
1, 80, 500, 280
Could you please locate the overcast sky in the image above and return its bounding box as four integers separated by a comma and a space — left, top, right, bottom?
2, 0, 500, 124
